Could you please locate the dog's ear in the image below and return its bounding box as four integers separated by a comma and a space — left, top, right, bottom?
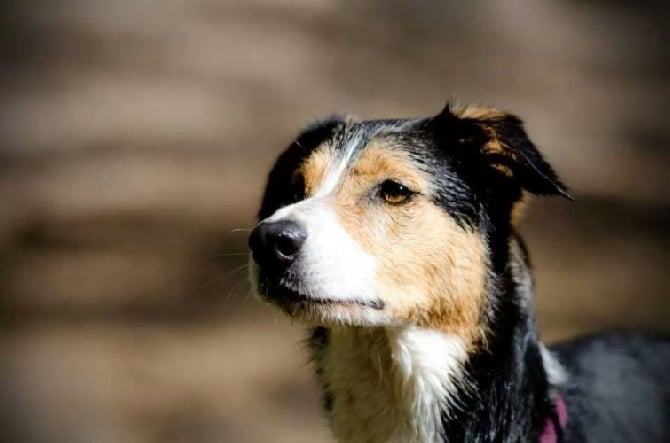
436, 104, 572, 199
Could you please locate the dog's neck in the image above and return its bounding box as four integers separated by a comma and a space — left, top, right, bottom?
309, 235, 559, 443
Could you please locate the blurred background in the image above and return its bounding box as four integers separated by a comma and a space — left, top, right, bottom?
1, 1, 668, 442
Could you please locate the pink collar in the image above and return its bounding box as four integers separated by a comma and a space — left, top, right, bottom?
539, 395, 568, 443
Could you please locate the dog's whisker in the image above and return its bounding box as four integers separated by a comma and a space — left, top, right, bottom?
199, 263, 251, 293
228, 227, 252, 234
225, 275, 251, 302
220, 263, 251, 280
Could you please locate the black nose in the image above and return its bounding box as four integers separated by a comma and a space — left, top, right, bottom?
248, 219, 307, 268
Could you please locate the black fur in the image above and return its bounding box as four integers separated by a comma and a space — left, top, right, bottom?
436, 236, 553, 442
553, 333, 670, 443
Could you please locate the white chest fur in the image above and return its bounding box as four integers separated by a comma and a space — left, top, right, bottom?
321, 326, 469, 443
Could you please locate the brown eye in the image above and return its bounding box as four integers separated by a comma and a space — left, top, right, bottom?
378, 180, 415, 205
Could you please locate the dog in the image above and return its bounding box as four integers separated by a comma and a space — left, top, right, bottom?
247, 103, 670, 442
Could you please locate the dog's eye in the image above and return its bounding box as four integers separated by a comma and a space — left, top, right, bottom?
378, 180, 414, 205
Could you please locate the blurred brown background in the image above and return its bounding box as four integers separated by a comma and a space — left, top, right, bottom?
1, 1, 668, 442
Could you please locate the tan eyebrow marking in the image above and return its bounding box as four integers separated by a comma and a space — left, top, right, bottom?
298, 145, 335, 197
296, 125, 369, 199
346, 142, 425, 191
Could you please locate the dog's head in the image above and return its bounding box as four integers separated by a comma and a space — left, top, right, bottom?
248, 104, 568, 335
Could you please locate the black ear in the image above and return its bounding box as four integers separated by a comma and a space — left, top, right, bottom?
438, 104, 572, 199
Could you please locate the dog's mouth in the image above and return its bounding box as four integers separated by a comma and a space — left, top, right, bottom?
259, 280, 385, 311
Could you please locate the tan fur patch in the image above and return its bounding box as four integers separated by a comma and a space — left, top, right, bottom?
347, 140, 426, 191
511, 192, 532, 226
331, 140, 489, 347
297, 145, 334, 197
456, 106, 520, 176
456, 105, 506, 121
491, 162, 514, 177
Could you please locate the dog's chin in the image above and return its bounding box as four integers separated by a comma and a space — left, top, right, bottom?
256, 284, 387, 326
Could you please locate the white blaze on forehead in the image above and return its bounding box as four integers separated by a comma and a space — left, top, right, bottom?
312, 131, 365, 198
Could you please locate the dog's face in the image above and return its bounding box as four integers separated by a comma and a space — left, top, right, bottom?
249, 105, 568, 334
